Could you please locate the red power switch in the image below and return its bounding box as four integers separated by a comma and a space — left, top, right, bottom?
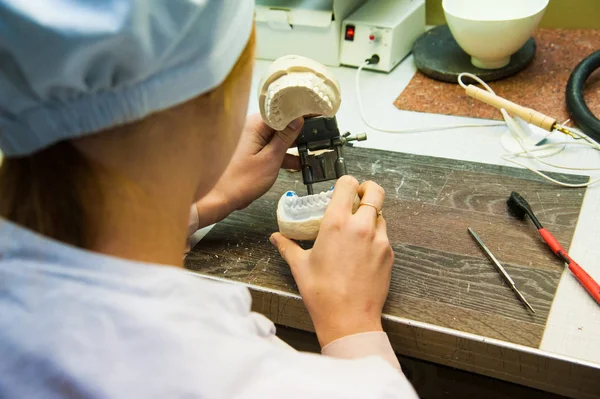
345, 25, 355, 41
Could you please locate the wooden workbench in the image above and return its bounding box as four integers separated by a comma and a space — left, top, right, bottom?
186, 59, 600, 398
186, 146, 598, 399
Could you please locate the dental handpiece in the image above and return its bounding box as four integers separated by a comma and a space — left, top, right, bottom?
465, 85, 572, 136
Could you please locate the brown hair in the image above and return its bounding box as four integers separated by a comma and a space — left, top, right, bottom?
0, 27, 256, 248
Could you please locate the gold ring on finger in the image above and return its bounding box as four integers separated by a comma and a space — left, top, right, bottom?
359, 202, 382, 217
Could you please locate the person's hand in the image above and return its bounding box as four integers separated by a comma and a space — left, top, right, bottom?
193, 113, 303, 228
218, 113, 304, 209
269, 176, 394, 347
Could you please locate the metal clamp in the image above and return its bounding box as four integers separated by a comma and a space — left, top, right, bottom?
296, 116, 367, 194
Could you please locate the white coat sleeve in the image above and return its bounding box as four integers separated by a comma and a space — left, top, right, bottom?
186, 204, 200, 253
237, 345, 419, 399
322, 331, 402, 370
242, 312, 418, 399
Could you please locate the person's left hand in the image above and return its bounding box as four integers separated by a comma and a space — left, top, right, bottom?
193, 113, 304, 229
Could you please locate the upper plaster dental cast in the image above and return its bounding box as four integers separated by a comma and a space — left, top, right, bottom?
258, 55, 346, 240
258, 55, 341, 131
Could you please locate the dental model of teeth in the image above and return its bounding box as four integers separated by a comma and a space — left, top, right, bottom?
258, 55, 341, 131
260, 55, 347, 240
277, 190, 359, 240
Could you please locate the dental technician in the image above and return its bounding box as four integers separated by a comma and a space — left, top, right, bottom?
0, 1, 418, 397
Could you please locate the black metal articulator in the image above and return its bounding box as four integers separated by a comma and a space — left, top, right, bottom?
296, 116, 367, 195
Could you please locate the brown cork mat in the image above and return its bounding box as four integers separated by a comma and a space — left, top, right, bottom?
186, 146, 588, 349
395, 29, 600, 123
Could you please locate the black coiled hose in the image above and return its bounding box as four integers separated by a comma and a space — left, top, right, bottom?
566, 50, 600, 143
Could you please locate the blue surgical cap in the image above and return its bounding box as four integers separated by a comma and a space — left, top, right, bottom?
0, 0, 254, 156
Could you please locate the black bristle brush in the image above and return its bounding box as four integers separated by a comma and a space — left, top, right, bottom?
507, 191, 600, 305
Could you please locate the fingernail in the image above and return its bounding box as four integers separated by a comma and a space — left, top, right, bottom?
269, 234, 277, 245
287, 118, 302, 131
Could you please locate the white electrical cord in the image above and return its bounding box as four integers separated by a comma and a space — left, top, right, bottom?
355, 61, 506, 133
355, 60, 600, 188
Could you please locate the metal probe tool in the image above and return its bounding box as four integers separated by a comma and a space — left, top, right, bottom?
467, 228, 536, 314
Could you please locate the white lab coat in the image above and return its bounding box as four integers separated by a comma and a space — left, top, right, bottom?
0, 218, 418, 398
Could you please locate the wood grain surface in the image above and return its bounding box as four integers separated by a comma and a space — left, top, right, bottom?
185, 146, 587, 348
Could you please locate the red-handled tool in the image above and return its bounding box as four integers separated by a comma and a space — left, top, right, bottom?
507, 192, 600, 305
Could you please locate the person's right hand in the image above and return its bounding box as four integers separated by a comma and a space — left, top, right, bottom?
269, 176, 394, 348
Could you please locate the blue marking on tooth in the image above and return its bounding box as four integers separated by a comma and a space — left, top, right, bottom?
330, 186, 334, 191
285, 191, 296, 197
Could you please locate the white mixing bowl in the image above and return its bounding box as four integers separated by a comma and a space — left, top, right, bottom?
443, 0, 549, 69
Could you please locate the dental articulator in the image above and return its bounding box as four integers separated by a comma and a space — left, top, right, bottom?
258, 55, 367, 240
